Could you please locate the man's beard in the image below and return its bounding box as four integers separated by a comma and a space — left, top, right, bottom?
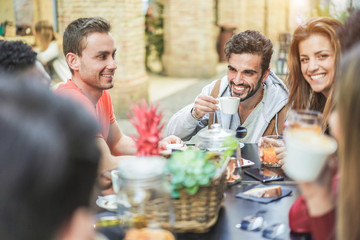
230, 76, 263, 101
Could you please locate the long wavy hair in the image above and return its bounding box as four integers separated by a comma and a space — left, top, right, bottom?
336, 44, 360, 240
287, 17, 342, 131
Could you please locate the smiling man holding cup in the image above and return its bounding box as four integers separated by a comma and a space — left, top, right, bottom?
167, 30, 289, 143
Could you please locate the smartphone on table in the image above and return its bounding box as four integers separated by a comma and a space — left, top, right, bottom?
244, 168, 284, 183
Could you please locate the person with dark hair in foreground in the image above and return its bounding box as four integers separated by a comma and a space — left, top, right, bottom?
167, 30, 289, 143
337, 8, 360, 54
0, 40, 51, 86
0, 72, 101, 240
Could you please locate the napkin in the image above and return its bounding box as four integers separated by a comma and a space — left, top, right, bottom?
236, 184, 292, 203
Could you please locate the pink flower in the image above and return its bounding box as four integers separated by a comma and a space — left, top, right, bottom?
129, 99, 164, 156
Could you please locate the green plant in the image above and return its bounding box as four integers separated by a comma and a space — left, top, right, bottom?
222, 136, 238, 161
166, 136, 238, 198
166, 149, 216, 198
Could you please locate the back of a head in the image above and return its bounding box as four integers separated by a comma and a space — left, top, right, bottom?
224, 30, 273, 74
0, 72, 100, 240
336, 44, 360, 149
63, 17, 111, 57
338, 9, 360, 54
0, 40, 51, 85
0, 40, 36, 72
335, 43, 360, 240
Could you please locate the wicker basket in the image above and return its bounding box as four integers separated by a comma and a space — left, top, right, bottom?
145, 158, 228, 233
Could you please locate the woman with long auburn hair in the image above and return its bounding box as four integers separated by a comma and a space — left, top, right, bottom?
287, 17, 342, 131
287, 17, 343, 240
288, 11, 360, 239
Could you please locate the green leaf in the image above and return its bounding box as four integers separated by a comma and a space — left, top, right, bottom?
184, 176, 196, 187
186, 185, 199, 195
167, 148, 217, 196
203, 162, 216, 175
222, 136, 238, 160
171, 189, 180, 198
172, 172, 185, 185
198, 176, 210, 186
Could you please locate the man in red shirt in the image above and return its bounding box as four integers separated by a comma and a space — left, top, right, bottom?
56, 17, 181, 192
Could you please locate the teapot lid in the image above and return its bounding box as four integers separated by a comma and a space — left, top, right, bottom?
198, 124, 235, 141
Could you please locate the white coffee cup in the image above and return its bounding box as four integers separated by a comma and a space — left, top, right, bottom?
218, 97, 240, 115
111, 169, 120, 194
284, 129, 337, 182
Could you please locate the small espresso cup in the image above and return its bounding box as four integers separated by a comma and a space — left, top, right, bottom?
284, 129, 337, 182
218, 96, 240, 115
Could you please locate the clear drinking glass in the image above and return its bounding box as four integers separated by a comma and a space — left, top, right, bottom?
284, 109, 323, 134
116, 156, 175, 240
258, 135, 285, 168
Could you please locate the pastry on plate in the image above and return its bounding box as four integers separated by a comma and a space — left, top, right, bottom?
243, 185, 282, 198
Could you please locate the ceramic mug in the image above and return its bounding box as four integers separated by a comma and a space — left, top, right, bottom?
218, 97, 240, 115
284, 129, 337, 182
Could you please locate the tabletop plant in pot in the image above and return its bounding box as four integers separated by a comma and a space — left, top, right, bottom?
165, 136, 237, 233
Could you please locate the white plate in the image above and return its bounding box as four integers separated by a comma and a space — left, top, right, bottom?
96, 194, 117, 211
241, 158, 255, 167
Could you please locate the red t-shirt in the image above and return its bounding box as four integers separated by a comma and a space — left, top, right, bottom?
55, 79, 116, 142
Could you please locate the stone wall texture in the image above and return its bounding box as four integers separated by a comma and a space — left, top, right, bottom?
218, 0, 290, 47
34, 0, 54, 24
217, 0, 290, 68
217, 0, 242, 29
162, 0, 218, 78
267, 0, 289, 43
57, 0, 148, 118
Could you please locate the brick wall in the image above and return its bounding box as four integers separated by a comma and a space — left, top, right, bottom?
0, 0, 15, 24
56, 0, 148, 118
217, 0, 291, 70
267, 0, 289, 42
162, 0, 218, 78
34, 0, 54, 24
218, 0, 290, 46
217, 0, 242, 29
246, 0, 266, 33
